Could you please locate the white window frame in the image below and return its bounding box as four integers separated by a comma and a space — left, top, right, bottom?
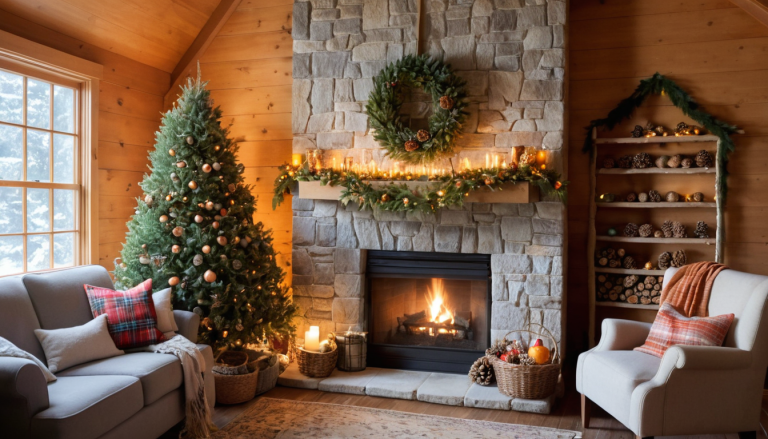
0, 30, 101, 275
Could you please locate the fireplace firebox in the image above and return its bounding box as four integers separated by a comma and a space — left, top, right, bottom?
366, 251, 491, 374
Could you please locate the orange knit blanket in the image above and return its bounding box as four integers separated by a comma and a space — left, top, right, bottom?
660, 261, 728, 317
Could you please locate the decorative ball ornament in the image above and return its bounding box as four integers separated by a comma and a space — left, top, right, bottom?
232, 260, 242, 270
666, 191, 680, 202
172, 245, 181, 253
211, 221, 220, 229
205, 201, 214, 210
159, 215, 169, 223
203, 270, 217, 283
142, 244, 147, 249
168, 276, 180, 286
202, 245, 211, 254
607, 227, 618, 236
638, 192, 649, 202
381, 194, 390, 202
228, 184, 236, 192
654, 230, 664, 238
554, 181, 563, 190
188, 181, 198, 190
172, 226, 183, 237
644, 262, 654, 270
217, 236, 228, 246
194, 215, 204, 223
220, 208, 227, 216
202, 164, 212, 173
214, 145, 221, 151
171, 172, 179, 181
166, 194, 172, 201
176, 161, 186, 168
212, 162, 221, 171
144, 194, 154, 206
193, 254, 203, 266
139, 255, 151, 265
239, 238, 249, 248
403, 197, 410, 206
186, 135, 194, 145
169, 149, 176, 157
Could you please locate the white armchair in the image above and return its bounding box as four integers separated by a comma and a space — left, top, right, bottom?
577, 267, 768, 439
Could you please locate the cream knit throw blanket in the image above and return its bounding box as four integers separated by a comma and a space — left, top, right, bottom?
0, 336, 57, 382
148, 335, 214, 438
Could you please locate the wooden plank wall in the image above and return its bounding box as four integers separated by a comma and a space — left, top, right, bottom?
0, 10, 169, 271
187, 0, 294, 275
567, 0, 768, 355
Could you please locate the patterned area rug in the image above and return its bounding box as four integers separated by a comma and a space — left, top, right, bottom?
212, 398, 582, 439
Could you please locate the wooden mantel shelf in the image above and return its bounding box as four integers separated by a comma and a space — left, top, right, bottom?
297, 181, 540, 204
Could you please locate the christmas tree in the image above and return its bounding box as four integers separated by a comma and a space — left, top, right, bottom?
113, 75, 297, 351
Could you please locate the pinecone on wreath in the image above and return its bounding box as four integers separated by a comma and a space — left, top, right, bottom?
469, 356, 494, 385
639, 224, 653, 237
439, 95, 454, 110
694, 221, 709, 238
623, 256, 637, 269
661, 220, 674, 238
695, 150, 713, 168
671, 250, 687, 267
416, 129, 430, 142
624, 223, 640, 237
633, 152, 653, 169
672, 221, 688, 238
658, 251, 672, 269
404, 140, 420, 151
632, 125, 645, 138
648, 190, 662, 202
617, 155, 633, 169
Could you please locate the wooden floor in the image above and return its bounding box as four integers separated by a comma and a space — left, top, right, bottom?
211, 378, 768, 439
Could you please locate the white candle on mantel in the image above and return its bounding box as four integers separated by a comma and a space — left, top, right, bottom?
305, 326, 320, 352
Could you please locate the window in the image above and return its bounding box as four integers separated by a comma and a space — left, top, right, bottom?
0, 69, 80, 275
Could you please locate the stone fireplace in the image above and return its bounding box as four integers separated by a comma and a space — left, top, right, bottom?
290, 0, 568, 369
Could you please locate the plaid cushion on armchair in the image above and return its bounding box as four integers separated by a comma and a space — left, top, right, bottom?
84, 279, 165, 349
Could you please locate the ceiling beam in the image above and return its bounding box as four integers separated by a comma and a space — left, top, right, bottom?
164, 0, 242, 108
731, 0, 768, 28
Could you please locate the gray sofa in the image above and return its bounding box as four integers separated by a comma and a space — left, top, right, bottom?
0, 265, 216, 439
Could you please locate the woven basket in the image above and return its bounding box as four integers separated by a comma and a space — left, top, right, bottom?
255, 360, 280, 395
296, 346, 338, 377
491, 323, 561, 400
213, 369, 259, 405
213, 350, 249, 375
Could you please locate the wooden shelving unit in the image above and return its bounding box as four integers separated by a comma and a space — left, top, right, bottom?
587, 128, 726, 346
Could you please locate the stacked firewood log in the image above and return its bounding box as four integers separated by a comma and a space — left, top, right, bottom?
596, 274, 664, 305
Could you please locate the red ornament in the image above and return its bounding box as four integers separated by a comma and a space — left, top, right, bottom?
220, 208, 227, 216
554, 181, 562, 190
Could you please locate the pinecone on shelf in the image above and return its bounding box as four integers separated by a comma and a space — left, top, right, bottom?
603, 158, 615, 169
626, 192, 637, 202
648, 190, 662, 202
618, 155, 633, 169
694, 221, 709, 238
672, 221, 688, 238
623, 256, 637, 269
633, 152, 653, 169
624, 223, 639, 237
469, 356, 494, 386
661, 220, 674, 238
632, 125, 645, 138
658, 252, 672, 269
671, 250, 687, 267
695, 150, 713, 168
666, 191, 680, 202
681, 157, 693, 168
639, 224, 653, 237
667, 154, 682, 168
692, 192, 704, 202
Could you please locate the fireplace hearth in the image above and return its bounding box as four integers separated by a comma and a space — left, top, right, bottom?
366, 251, 491, 374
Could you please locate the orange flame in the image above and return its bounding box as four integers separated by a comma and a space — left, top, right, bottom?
426, 279, 454, 325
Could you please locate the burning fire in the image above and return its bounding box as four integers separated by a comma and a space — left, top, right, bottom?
425, 279, 454, 335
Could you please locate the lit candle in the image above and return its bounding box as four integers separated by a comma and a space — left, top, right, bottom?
494, 154, 499, 168
305, 326, 320, 352
502, 160, 507, 169
291, 153, 303, 167
332, 157, 337, 170
485, 153, 490, 169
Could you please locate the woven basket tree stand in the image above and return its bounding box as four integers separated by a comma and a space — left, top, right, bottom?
491, 323, 561, 400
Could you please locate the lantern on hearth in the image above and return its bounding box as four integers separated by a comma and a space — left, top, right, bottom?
292, 153, 303, 167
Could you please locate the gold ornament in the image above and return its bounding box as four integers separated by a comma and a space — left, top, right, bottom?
159, 215, 168, 223
204, 270, 217, 283
380, 194, 390, 202
202, 245, 211, 254
217, 236, 228, 246
194, 215, 204, 223
402, 197, 409, 206
169, 149, 175, 157
176, 161, 186, 168
165, 194, 172, 201
202, 164, 212, 173
172, 245, 181, 253
214, 145, 220, 151
141, 244, 147, 249
172, 226, 183, 237
188, 181, 198, 190
644, 262, 653, 270
168, 276, 180, 286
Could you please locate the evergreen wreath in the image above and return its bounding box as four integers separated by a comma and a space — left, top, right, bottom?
582, 73, 739, 201
367, 54, 468, 165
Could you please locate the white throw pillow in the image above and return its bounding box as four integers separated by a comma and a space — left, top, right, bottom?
153, 287, 179, 339
0, 336, 57, 382
34, 314, 123, 373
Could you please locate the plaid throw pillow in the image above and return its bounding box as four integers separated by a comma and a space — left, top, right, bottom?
84, 279, 165, 349
634, 302, 734, 358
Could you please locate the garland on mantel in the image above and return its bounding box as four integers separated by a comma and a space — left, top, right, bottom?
582, 73, 740, 200
272, 164, 567, 214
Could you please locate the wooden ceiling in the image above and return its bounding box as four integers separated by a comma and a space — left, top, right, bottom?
0, 0, 222, 72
